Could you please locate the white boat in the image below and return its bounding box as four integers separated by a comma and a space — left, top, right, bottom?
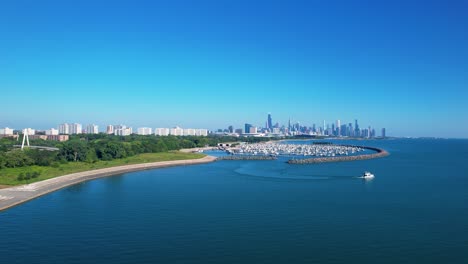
362, 171, 374, 179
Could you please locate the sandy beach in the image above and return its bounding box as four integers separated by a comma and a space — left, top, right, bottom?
0, 155, 216, 212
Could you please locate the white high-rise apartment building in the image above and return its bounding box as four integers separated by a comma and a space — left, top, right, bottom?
106, 125, 114, 134
70, 123, 82, 134
0, 127, 14, 135
183, 128, 195, 136
114, 125, 132, 136
22, 128, 36, 135
154, 127, 207, 136
195, 129, 208, 136
45, 128, 59, 135
170, 127, 184, 136
59, 123, 70, 135
154, 128, 170, 136
137, 127, 153, 135
86, 124, 99, 134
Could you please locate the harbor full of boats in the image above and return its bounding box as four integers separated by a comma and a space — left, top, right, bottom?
227, 142, 366, 158
220, 142, 390, 164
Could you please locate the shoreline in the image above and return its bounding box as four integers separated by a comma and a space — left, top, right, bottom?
0, 155, 216, 212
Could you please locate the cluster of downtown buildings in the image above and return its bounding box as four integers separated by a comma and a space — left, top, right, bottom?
217, 114, 387, 138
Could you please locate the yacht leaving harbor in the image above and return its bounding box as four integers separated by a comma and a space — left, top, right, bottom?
361, 171, 375, 179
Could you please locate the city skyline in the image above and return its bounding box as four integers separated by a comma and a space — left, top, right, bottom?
0, 113, 386, 137
1, 1, 467, 138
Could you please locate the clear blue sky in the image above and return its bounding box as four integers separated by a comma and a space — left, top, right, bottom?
1, 0, 467, 137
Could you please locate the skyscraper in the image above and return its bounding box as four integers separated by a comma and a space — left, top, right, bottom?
382, 128, 386, 138
354, 119, 360, 137
245, 123, 252, 134
336, 120, 341, 136
267, 113, 272, 131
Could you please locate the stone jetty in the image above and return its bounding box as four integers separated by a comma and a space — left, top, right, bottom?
287, 146, 389, 164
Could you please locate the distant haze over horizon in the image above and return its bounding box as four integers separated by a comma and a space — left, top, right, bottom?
1, 0, 467, 138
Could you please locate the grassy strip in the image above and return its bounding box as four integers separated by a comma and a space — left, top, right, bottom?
0, 151, 205, 186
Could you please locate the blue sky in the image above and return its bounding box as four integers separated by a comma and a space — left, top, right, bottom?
0, 0, 467, 137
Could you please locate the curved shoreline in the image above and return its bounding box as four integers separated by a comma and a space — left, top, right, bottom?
287, 145, 389, 164
0, 155, 216, 212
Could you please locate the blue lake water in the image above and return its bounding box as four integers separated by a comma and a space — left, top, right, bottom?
1, 139, 467, 263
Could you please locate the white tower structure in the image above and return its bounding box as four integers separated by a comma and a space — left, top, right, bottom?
21, 130, 30, 150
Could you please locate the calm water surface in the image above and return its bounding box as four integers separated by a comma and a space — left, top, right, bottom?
1, 139, 467, 263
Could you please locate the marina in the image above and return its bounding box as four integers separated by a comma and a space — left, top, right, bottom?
228, 142, 365, 157
222, 142, 389, 164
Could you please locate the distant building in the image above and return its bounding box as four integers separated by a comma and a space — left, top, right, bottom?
170, 127, 184, 136
137, 127, 153, 135
29, 135, 48, 140
106, 125, 114, 135
59, 123, 70, 135
154, 127, 207, 136
154, 128, 170, 136
245, 124, 253, 134
336, 120, 341, 136
45, 128, 59, 135
70, 123, 82, 134
381, 128, 386, 138
249, 126, 258, 134
114, 125, 132, 136
235, 128, 243, 134
195, 129, 208, 136
22, 128, 36, 135
228, 125, 234, 133
86, 124, 99, 134
0, 127, 14, 135
183, 128, 195, 136
47, 135, 69, 141
267, 113, 272, 131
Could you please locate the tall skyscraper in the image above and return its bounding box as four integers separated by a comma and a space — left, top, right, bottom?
381, 128, 386, 138
267, 113, 272, 131
336, 120, 341, 136
245, 123, 253, 134
354, 119, 360, 137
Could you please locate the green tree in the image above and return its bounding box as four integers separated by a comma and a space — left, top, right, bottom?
4, 149, 34, 168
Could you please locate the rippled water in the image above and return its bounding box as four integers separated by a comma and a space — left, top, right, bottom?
1, 139, 467, 263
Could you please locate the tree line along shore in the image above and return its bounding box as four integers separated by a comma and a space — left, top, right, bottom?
0, 135, 271, 186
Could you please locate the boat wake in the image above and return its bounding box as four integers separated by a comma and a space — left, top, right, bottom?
233, 168, 358, 181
